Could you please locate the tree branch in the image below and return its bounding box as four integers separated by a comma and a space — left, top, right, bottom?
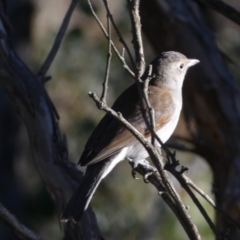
87, 0, 135, 77
0, 1, 102, 239
165, 161, 220, 237
88, 91, 202, 240
102, 0, 135, 69
186, 175, 240, 230
37, 0, 79, 78
0, 202, 45, 240
127, 0, 145, 77
100, 2, 112, 105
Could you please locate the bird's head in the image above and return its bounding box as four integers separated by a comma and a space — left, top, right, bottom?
148, 51, 199, 89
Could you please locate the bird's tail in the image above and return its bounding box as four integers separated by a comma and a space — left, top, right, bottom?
61, 163, 105, 223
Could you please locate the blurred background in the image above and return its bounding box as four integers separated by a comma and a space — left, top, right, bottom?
1, 0, 240, 239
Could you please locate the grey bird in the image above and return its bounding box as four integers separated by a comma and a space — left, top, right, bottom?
61, 51, 199, 223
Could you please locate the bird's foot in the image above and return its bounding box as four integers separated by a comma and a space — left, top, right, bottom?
128, 158, 157, 182
128, 158, 146, 179
143, 167, 158, 183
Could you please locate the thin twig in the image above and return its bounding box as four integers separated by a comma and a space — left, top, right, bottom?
127, 0, 156, 149
152, 128, 220, 236
127, 0, 145, 77
185, 176, 216, 206
186, 175, 240, 229
100, 4, 112, 105
102, 0, 135, 69
87, 0, 135, 77
142, 65, 156, 145
165, 162, 220, 237
127, 0, 156, 147
0, 202, 46, 240
89, 91, 150, 149
196, 0, 240, 26
155, 127, 218, 236
180, 176, 219, 236
38, 0, 79, 77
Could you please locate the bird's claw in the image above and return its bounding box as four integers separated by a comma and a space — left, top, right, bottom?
132, 169, 140, 179
143, 168, 157, 183
128, 158, 140, 179
143, 172, 151, 183
128, 158, 157, 181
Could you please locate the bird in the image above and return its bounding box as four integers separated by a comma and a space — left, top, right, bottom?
61, 51, 199, 223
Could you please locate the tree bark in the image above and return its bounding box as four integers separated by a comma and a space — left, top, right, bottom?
0, 1, 103, 239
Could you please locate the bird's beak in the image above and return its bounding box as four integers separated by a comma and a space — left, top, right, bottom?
187, 59, 200, 67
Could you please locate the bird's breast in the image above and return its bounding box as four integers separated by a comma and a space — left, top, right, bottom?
156, 100, 182, 143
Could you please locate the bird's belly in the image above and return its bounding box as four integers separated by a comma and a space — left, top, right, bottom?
126, 142, 149, 161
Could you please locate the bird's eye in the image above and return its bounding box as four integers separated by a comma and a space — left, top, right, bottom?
179, 63, 184, 70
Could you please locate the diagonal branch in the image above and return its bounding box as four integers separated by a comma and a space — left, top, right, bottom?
127, 0, 145, 77
102, 0, 135, 69
165, 164, 220, 237
37, 0, 79, 77
0, 202, 46, 240
88, 91, 201, 240
100, 1, 112, 105
87, 0, 135, 77
186, 175, 240, 229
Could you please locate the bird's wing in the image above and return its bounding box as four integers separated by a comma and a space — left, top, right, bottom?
79, 84, 174, 166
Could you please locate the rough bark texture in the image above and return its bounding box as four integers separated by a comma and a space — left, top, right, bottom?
0, 2, 103, 240
140, 0, 240, 238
